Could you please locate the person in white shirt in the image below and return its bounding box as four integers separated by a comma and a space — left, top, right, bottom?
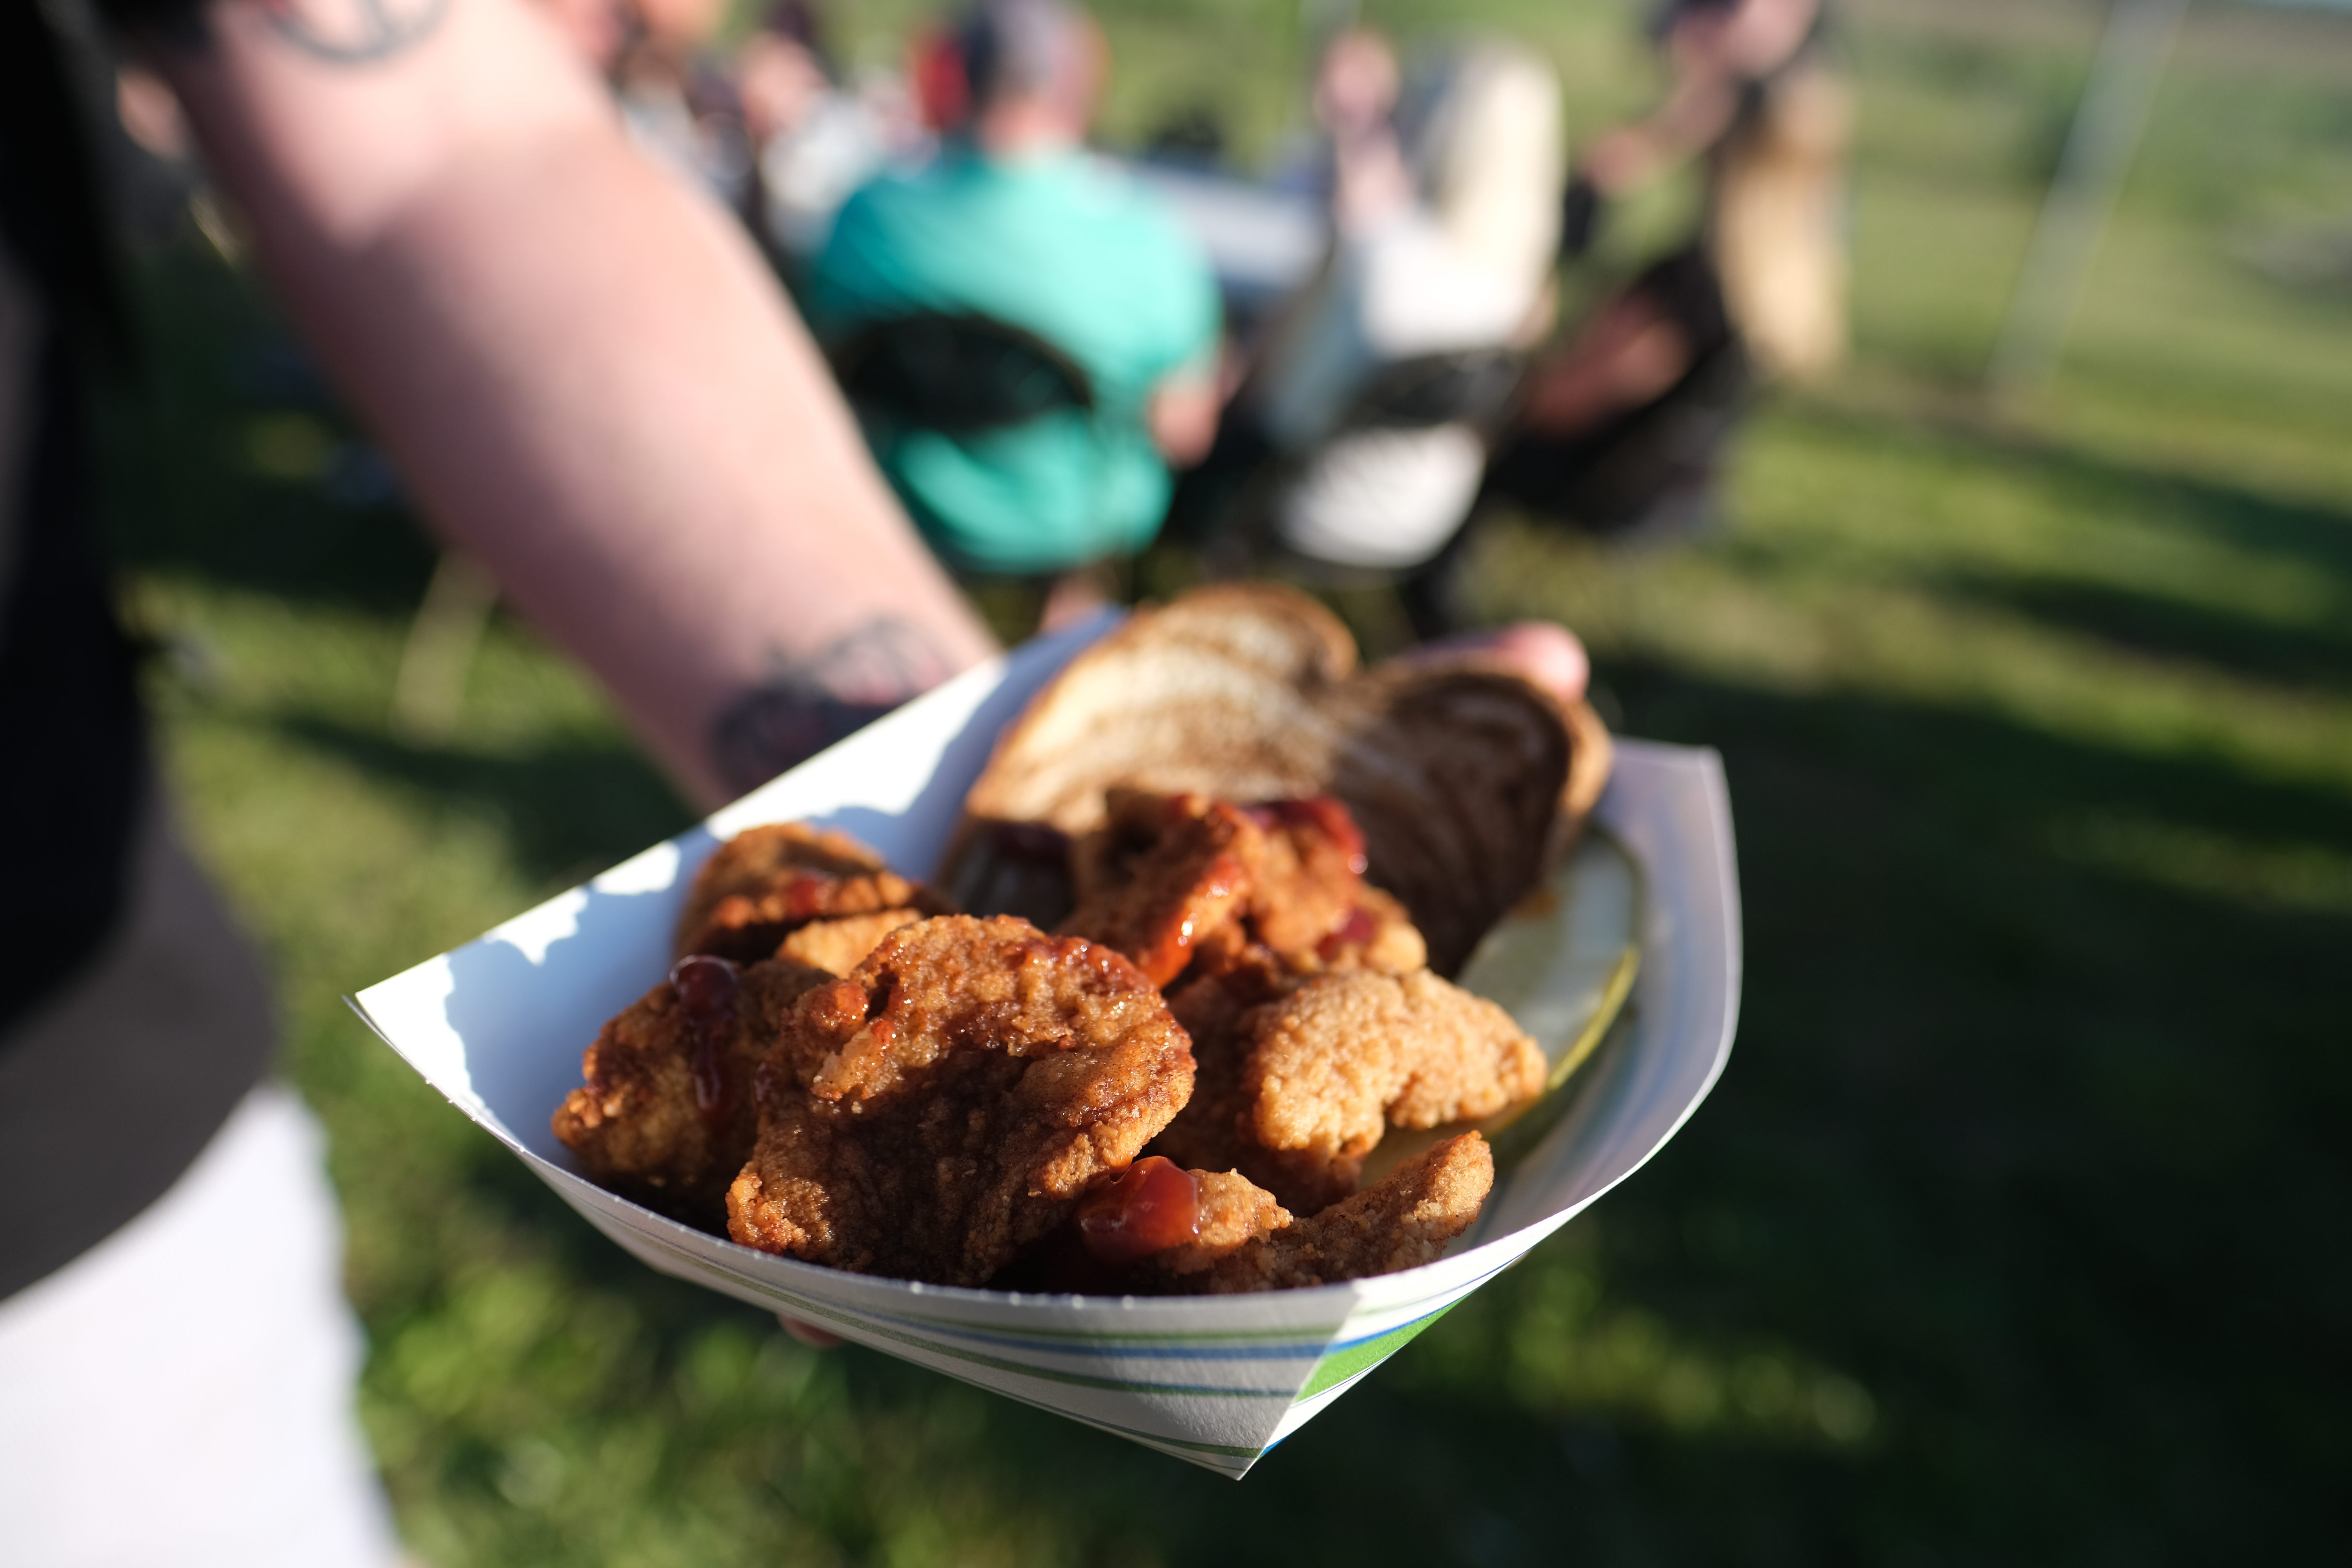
1231, 31, 1562, 572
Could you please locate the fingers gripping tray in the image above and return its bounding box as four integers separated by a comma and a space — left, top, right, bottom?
349, 616, 1741, 1476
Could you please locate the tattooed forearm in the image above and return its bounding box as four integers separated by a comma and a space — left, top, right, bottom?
708, 617, 957, 796
253, 0, 452, 65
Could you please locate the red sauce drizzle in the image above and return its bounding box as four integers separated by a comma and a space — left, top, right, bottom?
1136, 851, 1243, 986
780, 873, 833, 920
1247, 796, 1369, 875
670, 954, 741, 1126
1076, 1157, 1201, 1264
1317, 903, 1383, 960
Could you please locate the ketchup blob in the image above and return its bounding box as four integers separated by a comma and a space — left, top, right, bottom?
669, 954, 741, 1125
1075, 1157, 1201, 1264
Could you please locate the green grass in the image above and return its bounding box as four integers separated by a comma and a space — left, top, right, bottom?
95, 0, 2352, 1560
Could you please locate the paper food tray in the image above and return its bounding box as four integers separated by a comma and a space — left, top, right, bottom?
350, 615, 1741, 1477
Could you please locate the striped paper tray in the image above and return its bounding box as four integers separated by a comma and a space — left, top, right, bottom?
350, 615, 1741, 1477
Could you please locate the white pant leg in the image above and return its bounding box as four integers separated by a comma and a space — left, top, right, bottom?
0, 1085, 402, 1568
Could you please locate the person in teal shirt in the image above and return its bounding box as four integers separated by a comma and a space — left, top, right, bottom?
805, 0, 1222, 579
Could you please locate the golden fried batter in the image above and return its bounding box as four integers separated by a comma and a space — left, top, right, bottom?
1148, 965, 1360, 1214
1126, 1168, 1292, 1279
1308, 885, 1427, 976
1245, 969, 1545, 1166
1149, 966, 1539, 1214
675, 822, 951, 963
1229, 796, 1365, 956
774, 908, 923, 974
552, 957, 830, 1219
1063, 790, 1425, 985
1061, 792, 1251, 986
1188, 1132, 1492, 1293
726, 916, 1196, 1286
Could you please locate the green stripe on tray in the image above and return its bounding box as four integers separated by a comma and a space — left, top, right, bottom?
1298, 1303, 1459, 1400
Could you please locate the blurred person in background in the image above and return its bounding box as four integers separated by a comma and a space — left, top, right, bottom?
1404, 243, 1749, 632
1430, 0, 1841, 602
528, 0, 755, 206
803, 0, 1222, 628
1568, 0, 1848, 381
611, 0, 756, 207
1172, 29, 1563, 585
737, 2, 927, 270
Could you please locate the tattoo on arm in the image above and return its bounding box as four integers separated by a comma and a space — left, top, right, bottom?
708, 617, 956, 797
252, 0, 452, 65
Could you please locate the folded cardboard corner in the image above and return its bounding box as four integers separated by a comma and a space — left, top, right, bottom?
350, 616, 1741, 1476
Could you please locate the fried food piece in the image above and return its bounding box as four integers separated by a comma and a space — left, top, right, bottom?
1070, 1136, 1491, 1293
775, 908, 923, 975
1230, 796, 1366, 956
983, 1160, 1289, 1294
1148, 963, 1359, 1214
1187, 1132, 1493, 1293
1063, 789, 1425, 984
726, 916, 1196, 1286
1151, 966, 1539, 1213
678, 822, 885, 942
1061, 792, 1251, 986
553, 957, 831, 1218
1246, 968, 1545, 1166
1308, 884, 1427, 975
676, 822, 952, 963
1091, 1161, 1298, 1279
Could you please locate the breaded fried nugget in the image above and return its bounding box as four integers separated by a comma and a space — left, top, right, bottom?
1153, 967, 1540, 1213
1246, 969, 1545, 1172
1112, 1166, 1291, 1279
1075, 1136, 1492, 1292
553, 957, 831, 1217
1187, 1132, 1493, 1293
1298, 884, 1426, 976
726, 916, 1196, 1286
1061, 792, 1251, 986
1149, 964, 1359, 1214
676, 822, 952, 963
775, 908, 923, 975
1230, 796, 1367, 956
1064, 789, 1425, 984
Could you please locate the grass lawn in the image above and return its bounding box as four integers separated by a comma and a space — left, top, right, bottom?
94, 0, 2351, 1561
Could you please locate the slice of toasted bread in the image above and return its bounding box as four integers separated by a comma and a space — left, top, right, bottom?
949, 585, 1610, 974
962, 585, 1357, 834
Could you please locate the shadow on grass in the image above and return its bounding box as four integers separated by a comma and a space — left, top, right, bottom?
272, 714, 693, 891
1816, 393, 2352, 589
1931, 568, 2352, 697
